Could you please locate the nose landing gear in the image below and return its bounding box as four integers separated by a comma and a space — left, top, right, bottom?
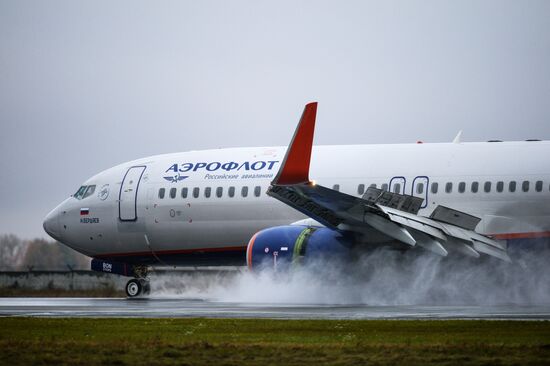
91, 259, 152, 298
125, 265, 151, 298
125, 278, 151, 298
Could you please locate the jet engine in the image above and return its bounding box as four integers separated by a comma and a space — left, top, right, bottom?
246, 225, 352, 270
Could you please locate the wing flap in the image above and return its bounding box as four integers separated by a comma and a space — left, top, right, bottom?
363, 212, 416, 246
268, 102, 511, 263
410, 229, 448, 257
444, 238, 481, 258
473, 241, 511, 262
378, 205, 508, 261
377, 205, 448, 241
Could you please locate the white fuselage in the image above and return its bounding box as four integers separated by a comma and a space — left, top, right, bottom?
43, 141, 550, 266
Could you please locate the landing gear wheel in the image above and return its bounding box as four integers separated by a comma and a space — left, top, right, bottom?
125, 279, 142, 298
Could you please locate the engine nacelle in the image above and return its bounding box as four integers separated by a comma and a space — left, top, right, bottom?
246, 225, 351, 271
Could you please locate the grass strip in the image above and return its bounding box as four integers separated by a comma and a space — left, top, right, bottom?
0, 318, 549, 365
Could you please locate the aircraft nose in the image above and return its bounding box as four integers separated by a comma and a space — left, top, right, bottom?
43, 206, 62, 241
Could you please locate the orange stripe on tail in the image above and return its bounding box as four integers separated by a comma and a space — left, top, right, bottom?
246, 232, 260, 269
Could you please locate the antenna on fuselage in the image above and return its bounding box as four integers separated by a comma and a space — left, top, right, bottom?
452, 130, 463, 144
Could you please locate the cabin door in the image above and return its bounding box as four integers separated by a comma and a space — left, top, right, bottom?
411, 176, 429, 209
389, 176, 406, 194
119, 166, 146, 221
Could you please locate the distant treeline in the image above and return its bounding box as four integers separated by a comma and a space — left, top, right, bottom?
0, 234, 90, 271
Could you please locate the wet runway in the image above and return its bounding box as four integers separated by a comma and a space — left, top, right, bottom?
1, 298, 550, 319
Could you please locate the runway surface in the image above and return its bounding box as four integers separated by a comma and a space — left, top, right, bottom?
1, 298, 550, 319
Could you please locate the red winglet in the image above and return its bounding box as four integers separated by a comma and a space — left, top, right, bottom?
272, 102, 317, 185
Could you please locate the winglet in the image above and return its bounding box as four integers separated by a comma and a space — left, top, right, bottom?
272, 102, 317, 185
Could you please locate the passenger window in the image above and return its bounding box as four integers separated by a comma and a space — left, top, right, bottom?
193, 187, 199, 198
522, 181, 530, 192
393, 183, 401, 194
228, 186, 235, 198
445, 182, 452, 193
333, 184, 340, 191
535, 181, 543, 192
416, 183, 424, 194
254, 186, 261, 197
431, 182, 438, 194
170, 187, 176, 199
83, 185, 96, 199
458, 182, 465, 193
369, 183, 377, 188
158, 188, 165, 199
205, 187, 211, 198
484, 182, 491, 193
216, 187, 223, 198
496, 181, 504, 193
381, 183, 389, 191
181, 188, 188, 198
242, 186, 248, 197
509, 181, 516, 192
471, 182, 479, 193
358, 184, 365, 195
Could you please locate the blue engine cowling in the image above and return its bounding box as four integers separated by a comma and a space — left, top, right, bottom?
246, 225, 352, 271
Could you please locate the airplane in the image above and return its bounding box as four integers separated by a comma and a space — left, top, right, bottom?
43, 102, 550, 297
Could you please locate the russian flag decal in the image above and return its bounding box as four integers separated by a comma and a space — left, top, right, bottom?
80, 208, 90, 216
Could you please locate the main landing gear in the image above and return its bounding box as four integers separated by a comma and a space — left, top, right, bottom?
125, 265, 151, 298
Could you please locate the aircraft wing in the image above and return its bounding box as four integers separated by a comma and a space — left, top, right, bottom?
267, 102, 510, 262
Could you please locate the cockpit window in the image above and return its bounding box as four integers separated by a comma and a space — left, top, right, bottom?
82, 185, 96, 199
74, 186, 87, 200
74, 185, 96, 200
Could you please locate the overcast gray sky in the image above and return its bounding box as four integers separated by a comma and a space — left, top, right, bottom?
1, 0, 550, 239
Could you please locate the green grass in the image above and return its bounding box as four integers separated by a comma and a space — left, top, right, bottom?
0, 318, 549, 365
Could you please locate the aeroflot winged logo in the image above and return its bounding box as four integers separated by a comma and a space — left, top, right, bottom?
163, 173, 189, 183
164, 160, 280, 182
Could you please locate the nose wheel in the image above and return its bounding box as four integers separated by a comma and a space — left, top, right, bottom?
125, 278, 151, 298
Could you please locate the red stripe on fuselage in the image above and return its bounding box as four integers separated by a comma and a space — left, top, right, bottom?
492, 231, 550, 240
95, 245, 247, 259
